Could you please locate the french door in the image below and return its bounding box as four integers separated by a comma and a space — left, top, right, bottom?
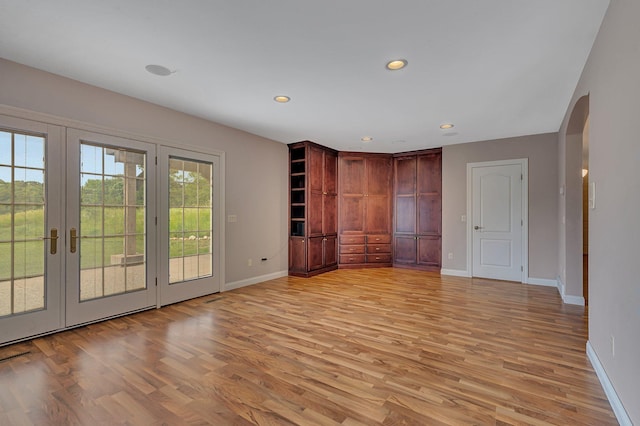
0, 116, 64, 344
157, 147, 220, 306
1, 116, 221, 346
65, 129, 157, 326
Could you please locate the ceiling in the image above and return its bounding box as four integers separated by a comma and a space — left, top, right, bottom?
0, 0, 609, 153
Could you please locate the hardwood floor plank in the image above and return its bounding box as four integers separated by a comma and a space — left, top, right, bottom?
0, 268, 618, 425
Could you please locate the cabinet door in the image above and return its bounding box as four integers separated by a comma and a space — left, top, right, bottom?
289, 237, 306, 272
323, 151, 338, 234
308, 191, 323, 236
324, 235, 338, 267
309, 146, 324, 193
418, 236, 441, 267
365, 156, 392, 234
417, 153, 441, 236
394, 157, 416, 234
417, 194, 441, 235
339, 156, 365, 232
307, 236, 324, 271
393, 235, 417, 265
324, 151, 337, 195
323, 194, 338, 235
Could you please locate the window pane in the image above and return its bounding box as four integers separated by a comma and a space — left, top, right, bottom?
168, 157, 213, 284
0, 132, 10, 166
80, 143, 147, 302
0, 243, 10, 281
104, 207, 124, 235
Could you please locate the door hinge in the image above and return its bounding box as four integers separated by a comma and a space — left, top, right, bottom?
155, 277, 158, 287
155, 216, 158, 225
521, 219, 523, 226
155, 156, 158, 165
521, 266, 523, 272
521, 174, 523, 180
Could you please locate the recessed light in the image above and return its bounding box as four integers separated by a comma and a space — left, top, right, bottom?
439, 123, 454, 130
145, 64, 172, 76
386, 59, 408, 71
361, 136, 373, 142
274, 96, 291, 103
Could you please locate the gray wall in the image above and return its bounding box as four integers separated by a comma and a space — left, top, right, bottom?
559, 0, 640, 421
0, 58, 289, 286
442, 133, 559, 280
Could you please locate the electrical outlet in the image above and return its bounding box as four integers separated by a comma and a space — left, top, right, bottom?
448, 252, 454, 260
248, 258, 252, 267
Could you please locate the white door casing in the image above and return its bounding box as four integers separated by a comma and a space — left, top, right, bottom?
467, 159, 528, 282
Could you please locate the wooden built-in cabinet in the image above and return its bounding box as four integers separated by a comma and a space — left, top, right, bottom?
338, 153, 393, 268
288, 141, 338, 277
393, 149, 442, 271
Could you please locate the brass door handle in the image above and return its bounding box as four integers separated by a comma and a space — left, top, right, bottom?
70, 228, 78, 253
42, 228, 58, 255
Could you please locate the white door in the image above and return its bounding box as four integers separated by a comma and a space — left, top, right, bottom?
0, 116, 64, 345
158, 147, 221, 306
471, 161, 526, 282
65, 129, 157, 326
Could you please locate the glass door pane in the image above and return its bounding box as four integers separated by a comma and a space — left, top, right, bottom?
79, 144, 146, 301
159, 147, 220, 306
66, 129, 156, 327
0, 116, 63, 345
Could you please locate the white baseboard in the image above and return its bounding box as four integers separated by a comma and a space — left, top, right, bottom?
586, 341, 633, 426
526, 277, 557, 287
224, 270, 288, 292
562, 294, 585, 305
440, 268, 471, 277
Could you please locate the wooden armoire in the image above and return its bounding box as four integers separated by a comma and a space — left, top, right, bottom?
337, 153, 393, 267
392, 149, 442, 271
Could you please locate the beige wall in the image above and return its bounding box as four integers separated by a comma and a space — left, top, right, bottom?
442, 133, 558, 280
0, 58, 289, 285
559, 0, 639, 422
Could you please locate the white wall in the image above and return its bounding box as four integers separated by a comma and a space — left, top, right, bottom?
442, 133, 559, 281
560, 0, 640, 422
0, 58, 289, 286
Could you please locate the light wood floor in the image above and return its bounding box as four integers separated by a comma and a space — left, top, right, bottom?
0, 268, 616, 425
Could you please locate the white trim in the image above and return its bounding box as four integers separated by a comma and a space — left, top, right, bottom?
224, 270, 288, 292
440, 269, 471, 278
466, 158, 529, 283
586, 341, 633, 426
562, 294, 585, 306
526, 277, 557, 287
555, 276, 585, 305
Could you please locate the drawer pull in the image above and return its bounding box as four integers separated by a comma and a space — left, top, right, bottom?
376, 257, 380, 260
376, 247, 380, 251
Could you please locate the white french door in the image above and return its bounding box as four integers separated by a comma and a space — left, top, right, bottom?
157, 146, 220, 306
0, 116, 64, 345
1, 116, 222, 346
65, 129, 157, 326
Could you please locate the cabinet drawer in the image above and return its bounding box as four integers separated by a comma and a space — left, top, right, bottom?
366, 244, 391, 254
367, 234, 391, 244
340, 235, 366, 245
367, 254, 392, 263
339, 244, 365, 254
340, 254, 366, 264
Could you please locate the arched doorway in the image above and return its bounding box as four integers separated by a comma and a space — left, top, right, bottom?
563, 95, 589, 305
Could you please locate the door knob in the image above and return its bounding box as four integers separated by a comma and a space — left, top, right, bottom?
474, 225, 483, 230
